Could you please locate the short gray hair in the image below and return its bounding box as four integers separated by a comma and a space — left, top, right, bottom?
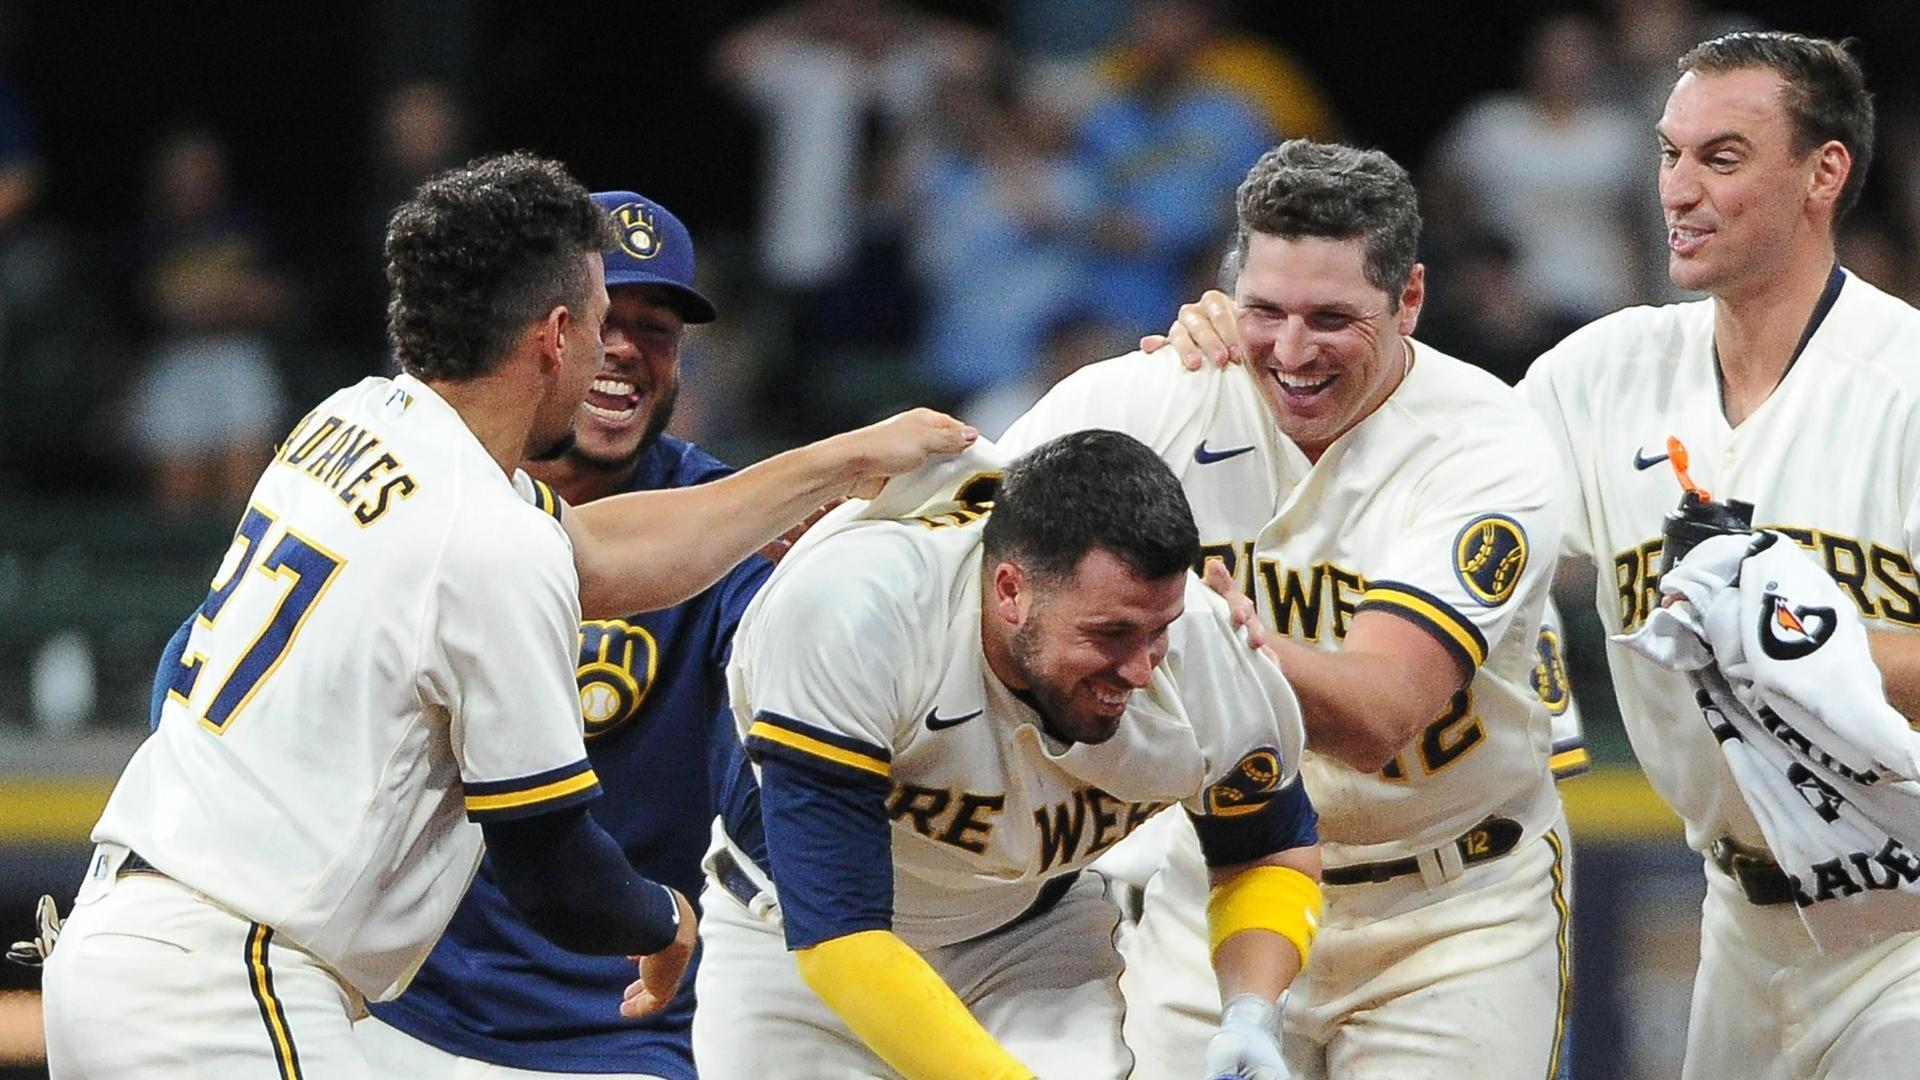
1230, 140, 1422, 306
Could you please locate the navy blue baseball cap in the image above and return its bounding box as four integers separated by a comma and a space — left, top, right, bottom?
591, 190, 718, 324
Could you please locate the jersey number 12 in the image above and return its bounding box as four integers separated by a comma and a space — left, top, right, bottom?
165, 503, 346, 734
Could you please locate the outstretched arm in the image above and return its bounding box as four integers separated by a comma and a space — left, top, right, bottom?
1202, 559, 1463, 772
1191, 782, 1322, 1080
566, 409, 974, 618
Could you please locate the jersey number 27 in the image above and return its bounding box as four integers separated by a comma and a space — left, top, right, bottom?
164, 503, 346, 734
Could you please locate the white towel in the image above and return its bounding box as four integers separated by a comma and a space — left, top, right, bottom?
1615, 531, 1920, 952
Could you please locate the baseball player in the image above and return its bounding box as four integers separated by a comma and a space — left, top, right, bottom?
695, 431, 1323, 1080
349, 190, 754, 1080
1157, 34, 1920, 1080
34, 155, 973, 1078
1005, 141, 1574, 1079
1518, 33, 1920, 1080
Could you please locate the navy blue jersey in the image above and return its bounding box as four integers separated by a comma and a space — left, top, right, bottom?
366, 436, 772, 1076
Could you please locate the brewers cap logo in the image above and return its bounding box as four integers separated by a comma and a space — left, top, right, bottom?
1757, 585, 1837, 661
1453, 514, 1528, 606
1205, 747, 1285, 817
612, 202, 662, 261
1531, 627, 1571, 716
576, 619, 659, 737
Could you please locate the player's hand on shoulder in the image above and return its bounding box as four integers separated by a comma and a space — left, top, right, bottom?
1139, 289, 1244, 371
1204, 559, 1275, 660
620, 886, 699, 1019
1203, 993, 1289, 1080
838, 408, 978, 500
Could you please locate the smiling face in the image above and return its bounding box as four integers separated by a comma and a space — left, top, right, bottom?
526, 253, 609, 461
995, 548, 1186, 745
567, 284, 688, 470
1233, 232, 1423, 461
1657, 67, 1828, 299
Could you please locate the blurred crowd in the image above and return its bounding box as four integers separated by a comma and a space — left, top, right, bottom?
2, 0, 1918, 512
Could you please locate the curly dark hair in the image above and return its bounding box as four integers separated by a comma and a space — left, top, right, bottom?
1230, 139, 1422, 308
384, 151, 613, 381
1680, 32, 1875, 224
984, 429, 1198, 584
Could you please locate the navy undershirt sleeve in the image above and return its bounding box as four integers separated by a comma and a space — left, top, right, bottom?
756, 753, 894, 950
1189, 779, 1320, 868
481, 805, 681, 956
149, 613, 194, 732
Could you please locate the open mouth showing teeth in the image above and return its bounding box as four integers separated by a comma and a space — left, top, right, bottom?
584, 376, 642, 423
1273, 371, 1336, 396
1669, 226, 1710, 254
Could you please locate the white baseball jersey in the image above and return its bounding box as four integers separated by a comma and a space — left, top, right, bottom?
1002, 345, 1568, 864
724, 443, 1309, 951
88, 373, 601, 1000
1520, 269, 1920, 853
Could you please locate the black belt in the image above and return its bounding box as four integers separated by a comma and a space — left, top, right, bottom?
710, 847, 1079, 940
979, 871, 1079, 939
711, 847, 765, 909
1322, 817, 1523, 887
120, 850, 162, 877
1710, 837, 1796, 906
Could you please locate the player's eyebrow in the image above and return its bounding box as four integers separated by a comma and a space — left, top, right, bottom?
1078, 608, 1183, 634
1658, 126, 1755, 152
1240, 295, 1369, 318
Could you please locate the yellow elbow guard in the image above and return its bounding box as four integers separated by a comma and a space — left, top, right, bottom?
794, 930, 1034, 1080
1206, 864, 1324, 969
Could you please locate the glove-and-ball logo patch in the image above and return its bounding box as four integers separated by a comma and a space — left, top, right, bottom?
612, 202, 663, 261
577, 618, 659, 737
1531, 627, 1572, 716
1453, 514, 1528, 606
1206, 747, 1284, 817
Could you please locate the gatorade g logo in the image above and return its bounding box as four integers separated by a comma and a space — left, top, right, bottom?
612, 202, 662, 260
1758, 587, 1837, 661
576, 619, 659, 737
1205, 747, 1284, 817
1453, 514, 1528, 606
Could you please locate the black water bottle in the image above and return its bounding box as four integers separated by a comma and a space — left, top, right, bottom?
1659, 489, 1755, 575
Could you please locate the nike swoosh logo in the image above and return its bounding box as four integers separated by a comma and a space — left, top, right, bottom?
1632, 448, 1670, 470
925, 707, 983, 732
1194, 441, 1256, 465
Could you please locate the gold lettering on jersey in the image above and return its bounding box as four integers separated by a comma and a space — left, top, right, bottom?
1870, 545, 1920, 626
1238, 557, 1370, 643
887, 784, 1005, 854
1032, 789, 1168, 873
1379, 689, 1486, 781
1613, 527, 1920, 631
1820, 533, 1874, 617
1196, 540, 1258, 595
1327, 566, 1365, 639
283, 415, 343, 465
270, 412, 419, 527
1259, 562, 1326, 642
1612, 539, 1665, 631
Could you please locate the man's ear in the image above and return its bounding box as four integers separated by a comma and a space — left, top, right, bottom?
1807, 139, 1852, 222
535, 303, 572, 375
1396, 263, 1426, 337
991, 561, 1028, 627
